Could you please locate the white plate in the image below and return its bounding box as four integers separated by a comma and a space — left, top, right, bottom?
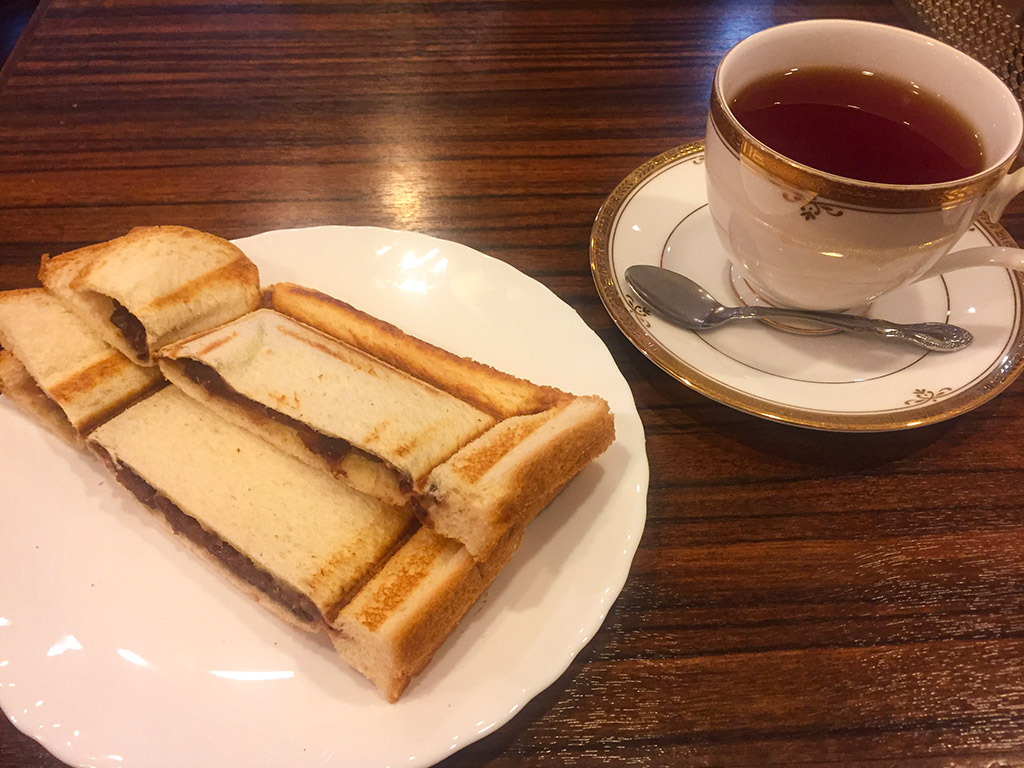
591, 141, 1024, 431
0, 226, 648, 768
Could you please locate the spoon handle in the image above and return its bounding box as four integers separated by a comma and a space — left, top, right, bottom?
729, 306, 973, 352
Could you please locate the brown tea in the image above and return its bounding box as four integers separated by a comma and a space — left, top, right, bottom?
729, 66, 984, 185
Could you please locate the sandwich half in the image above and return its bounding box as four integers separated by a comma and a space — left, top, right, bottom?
158, 308, 497, 507
162, 283, 615, 561
39, 226, 261, 365
0, 288, 163, 445
87, 386, 417, 632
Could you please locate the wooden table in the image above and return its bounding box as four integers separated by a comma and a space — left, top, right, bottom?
3, 1, 1023, 766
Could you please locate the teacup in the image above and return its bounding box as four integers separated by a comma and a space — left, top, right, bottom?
705, 19, 1024, 312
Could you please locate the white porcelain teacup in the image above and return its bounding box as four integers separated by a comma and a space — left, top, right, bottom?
705, 19, 1024, 312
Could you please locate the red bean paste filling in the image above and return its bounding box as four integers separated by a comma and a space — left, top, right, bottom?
109, 300, 150, 362
178, 358, 414, 495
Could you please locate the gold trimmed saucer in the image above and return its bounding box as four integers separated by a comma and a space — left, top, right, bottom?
590, 141, 1024, 431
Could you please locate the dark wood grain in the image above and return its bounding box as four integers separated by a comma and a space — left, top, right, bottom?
3, 1, 1024, 766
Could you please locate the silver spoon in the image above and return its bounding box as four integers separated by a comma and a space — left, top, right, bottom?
624, 265, 973, 352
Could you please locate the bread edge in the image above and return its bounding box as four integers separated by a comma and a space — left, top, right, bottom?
266, 282, 571, 419
328, 523, 524, 701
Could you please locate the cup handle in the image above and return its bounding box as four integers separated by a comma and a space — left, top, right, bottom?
914, 168, 1024, 282
983, 166, 1024, 221
915, 245, 1024, 282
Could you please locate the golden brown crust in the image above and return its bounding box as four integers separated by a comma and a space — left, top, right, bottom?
267, 282, 570, 419
351, 537, 452, 634
329, 523, 525, 701
386, 524, 523, 694
47, 357, 166, 434
38, 242, 99, 288
499, 400, 613, 528
146, 240, 259, 311
442, 411, 548, 486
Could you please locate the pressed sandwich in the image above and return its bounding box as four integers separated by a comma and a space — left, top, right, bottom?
1, 225, 617, 702
0, 288, 163, 445
39, 226, 262, 365
160, 283, 616, 560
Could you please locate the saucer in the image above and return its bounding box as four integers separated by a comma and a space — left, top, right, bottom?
590, 141, 1024, 431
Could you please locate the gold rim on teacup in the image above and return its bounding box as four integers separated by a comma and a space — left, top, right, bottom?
708, 23, 1023, 212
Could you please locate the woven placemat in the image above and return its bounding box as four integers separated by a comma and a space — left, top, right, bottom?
902, 0, 1024, 101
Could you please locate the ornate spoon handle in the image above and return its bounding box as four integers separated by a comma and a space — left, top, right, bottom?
727, 306, 973, 352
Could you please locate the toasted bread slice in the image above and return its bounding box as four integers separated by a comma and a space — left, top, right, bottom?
329, 523, 523, 701
158, 308, 496, 505
87, 386, 417, 632
0, 288, 163, 436
266, 283, 570, 418
39, 226, 261, 365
